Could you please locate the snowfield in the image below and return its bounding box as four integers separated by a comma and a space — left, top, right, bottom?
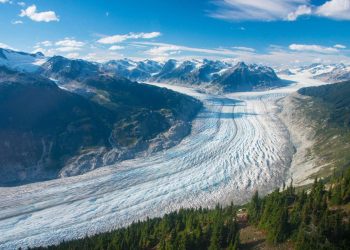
0, 72, 326, 249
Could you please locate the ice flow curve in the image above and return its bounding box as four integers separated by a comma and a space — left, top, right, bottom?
0, 79, 308, 249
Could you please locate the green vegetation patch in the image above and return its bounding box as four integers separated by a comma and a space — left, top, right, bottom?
295, 81, 350, 179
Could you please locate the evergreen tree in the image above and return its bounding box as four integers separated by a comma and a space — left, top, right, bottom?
248, 190, 261, 224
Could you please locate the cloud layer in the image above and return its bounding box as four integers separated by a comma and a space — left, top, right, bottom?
316, 0, 350, 20
289, 44, 339, 53
210, 0, 350, 21
97, 32, 161, 44
0, 42, 14, 50
20, 5, 59, 22
33, 38, 86, 56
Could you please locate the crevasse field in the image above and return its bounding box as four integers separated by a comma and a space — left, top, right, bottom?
0, 72, 326, 249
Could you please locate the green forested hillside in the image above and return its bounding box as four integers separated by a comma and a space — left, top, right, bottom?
293, 81, 350, 179
248, 168, 350, 249
32, 169, 350, 250
0, 68, 202, 186
33, 205, 240, 250
298, 80, 350, 129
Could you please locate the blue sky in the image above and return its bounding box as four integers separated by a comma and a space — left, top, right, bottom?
0, 0, 349, 66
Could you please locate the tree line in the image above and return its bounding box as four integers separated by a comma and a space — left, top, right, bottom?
32, 204, 239, 250
248, 168, 350, 249
31, 168, 350, 250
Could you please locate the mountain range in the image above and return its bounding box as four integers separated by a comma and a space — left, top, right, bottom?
103, 59, 283, 91
2, 47, 350, 88
0, 48, 286, 92
0, 50, 202, 186
2, 47, 349, 186
296, 63, 350, 83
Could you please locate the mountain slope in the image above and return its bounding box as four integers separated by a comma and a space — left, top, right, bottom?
102, 59, 162, 81
0, 67, 202, 186
102, 59, 283, 92
279, 80, 350, 185
0, 48, 45, 72
314, 66, 350, 83
0, 67, 114, 185
39, 56, 101, 82
297, 63, 350, 83
213, 62, 281, 91
298, 80, 350, 128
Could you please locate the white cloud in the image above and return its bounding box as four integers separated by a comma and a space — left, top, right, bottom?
143, 44, 179, 56
232, 46, 256, 52
334, 44, 347, 49
289, 44, 339, 53
35, 39, 84, 49
132, 41, 350, 66
287, 5, 312, 21
66, 53, 80, 59
11, 20, 23, 24
83, 52, 124, 62
0, 42, 14, 50
240, 49, 350, 67
0, 0, 9, 3
31, 47, 46, 54
32, 38, 86, 56
136, 42, 245, 60
210, 0, 310, 21
28, 38, 350, 67
210, 0, 350, 21
109, 45, 124, 50
316, 0, 350, 20
17, 1, 25, 6
97, 32, 161, 44
33, 41, 53, 49
54, 39, 85, 52
140, 32, 161, 39
20, 5, 59, 22
55, 39, 85, 47
55, 46, 82, 52
41, 41, 53, 47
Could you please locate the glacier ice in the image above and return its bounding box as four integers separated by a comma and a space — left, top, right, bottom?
0, 73, 327, 249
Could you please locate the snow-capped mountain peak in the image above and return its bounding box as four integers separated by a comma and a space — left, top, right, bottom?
0, 48, 47, 72
296, 63, 350, 83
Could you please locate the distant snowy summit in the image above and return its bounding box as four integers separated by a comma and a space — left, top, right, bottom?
2, 47, 349, 90
100, 59, 283, 92
0, 48, 46, 72
0, 47, 286, 92
293, 63, 350, 83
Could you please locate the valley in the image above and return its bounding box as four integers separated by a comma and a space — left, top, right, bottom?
1, 1, 350, 249
0, 71, 327, 249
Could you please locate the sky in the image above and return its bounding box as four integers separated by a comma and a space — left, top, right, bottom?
0, 0, 350, 66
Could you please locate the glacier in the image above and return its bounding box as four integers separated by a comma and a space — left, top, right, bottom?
0, 71, 327, 249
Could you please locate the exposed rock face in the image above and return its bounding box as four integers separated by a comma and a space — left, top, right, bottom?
212, 62, 281, 91
39, 56, 101, 82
